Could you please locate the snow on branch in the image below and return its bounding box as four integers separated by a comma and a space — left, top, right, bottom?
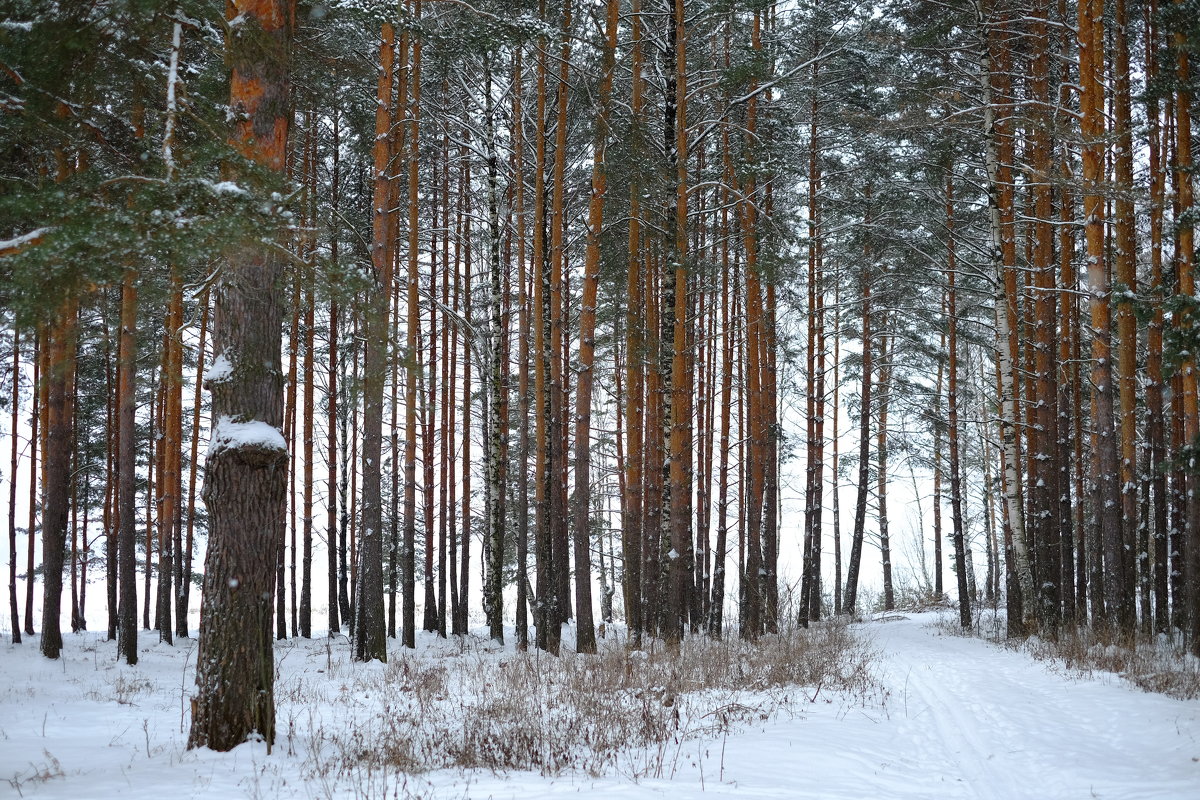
0, 227, 49, 256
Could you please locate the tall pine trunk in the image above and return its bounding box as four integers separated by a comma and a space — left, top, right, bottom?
8, 330, 21, 643
40, 300, 77, 659
354, 21, 396, 663
571, 0, 618, 654
189, 0, 293, 751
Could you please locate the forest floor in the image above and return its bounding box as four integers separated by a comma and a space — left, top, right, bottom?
2, 612, 1198, 799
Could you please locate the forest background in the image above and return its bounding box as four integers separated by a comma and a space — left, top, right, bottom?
2, 0, 1199, 720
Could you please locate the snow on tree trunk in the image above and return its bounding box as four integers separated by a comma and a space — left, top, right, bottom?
188, 0, 292, 753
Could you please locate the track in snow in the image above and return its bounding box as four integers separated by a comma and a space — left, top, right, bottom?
869, 614, 1199, 800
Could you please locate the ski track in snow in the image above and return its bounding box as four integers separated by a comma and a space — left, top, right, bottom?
1, 612, 1197, 799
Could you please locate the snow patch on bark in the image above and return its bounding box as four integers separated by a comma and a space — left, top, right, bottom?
204, 350, 233, 382
207, 416, 286, 457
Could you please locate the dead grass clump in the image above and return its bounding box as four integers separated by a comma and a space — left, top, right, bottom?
938, 610, 1200, 700
877, 578, 954, 615
610, 620, 878, 699
85, 674, 155, 706
5, 750, 64, 796
305, 617, 878, 783
1019, 627, 1200, 700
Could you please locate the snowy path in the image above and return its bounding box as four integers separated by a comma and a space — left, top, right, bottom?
545, 613, 1199, 800
2, 613, 1198, 799
867, 616, 1199, 800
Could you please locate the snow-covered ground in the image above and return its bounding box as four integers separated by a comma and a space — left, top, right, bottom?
2, 613, 1197, 799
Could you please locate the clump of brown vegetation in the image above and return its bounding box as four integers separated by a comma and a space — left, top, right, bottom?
941, 610, 1200, 700
1017, 626, 1200, 700
293, 617, 879, 788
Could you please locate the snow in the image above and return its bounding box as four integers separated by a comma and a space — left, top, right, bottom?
206, 416, 286, 457
1, 614, 1196, 798
161, 21, 183, 181
0, 226, 48, 252
205, 181, 248, 197
869, 617, 1199, 799
203, 351, 233, 383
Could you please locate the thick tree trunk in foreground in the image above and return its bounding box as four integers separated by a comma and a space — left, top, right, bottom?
739, 9, 766, 638
189, 0, 293, 752
1113, 0, 1139, 630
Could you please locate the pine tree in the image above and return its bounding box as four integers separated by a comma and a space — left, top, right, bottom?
189, 0, 295, 752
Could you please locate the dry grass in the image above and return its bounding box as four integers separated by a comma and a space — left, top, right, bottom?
84, 673, 156, 706
1019, 627, 1200, 699
4, 750, 64, 797
939, 609, 1200, 700
291, 618, 879, 787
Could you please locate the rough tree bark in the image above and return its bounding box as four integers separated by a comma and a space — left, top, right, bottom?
189, 0, 294, 752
